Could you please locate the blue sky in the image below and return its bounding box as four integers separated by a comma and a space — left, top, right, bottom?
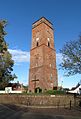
0, 0, 81, 88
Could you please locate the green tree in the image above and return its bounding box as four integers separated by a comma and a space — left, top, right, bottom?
0, 20, 17, 89
60, 35, 81, 76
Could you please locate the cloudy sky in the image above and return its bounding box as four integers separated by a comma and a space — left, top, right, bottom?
0, 0, 81, 88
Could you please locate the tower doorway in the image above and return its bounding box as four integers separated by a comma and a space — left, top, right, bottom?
35, 87, 42, 93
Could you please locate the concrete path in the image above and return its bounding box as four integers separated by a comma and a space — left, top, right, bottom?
0, 104, 81, 119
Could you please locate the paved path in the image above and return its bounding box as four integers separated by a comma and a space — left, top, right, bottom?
0, 104, 81, 119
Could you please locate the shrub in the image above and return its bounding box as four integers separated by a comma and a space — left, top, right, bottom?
45, 90, 65, 95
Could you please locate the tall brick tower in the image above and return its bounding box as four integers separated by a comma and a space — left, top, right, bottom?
29, 17, 58, 93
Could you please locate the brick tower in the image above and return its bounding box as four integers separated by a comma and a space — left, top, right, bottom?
29, 17, 58, 93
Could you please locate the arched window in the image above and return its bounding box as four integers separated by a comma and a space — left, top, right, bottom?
48, 42, 50, 47
37, 42, 39, 46
50, 74, 52, 80
36, 37, 39, 47
47, 38, 50, 47
35, 54, 39, 66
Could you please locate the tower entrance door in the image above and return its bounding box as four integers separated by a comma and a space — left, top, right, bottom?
35, 87, 42, 93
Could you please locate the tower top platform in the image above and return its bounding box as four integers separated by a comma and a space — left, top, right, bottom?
32, 17, 53, 29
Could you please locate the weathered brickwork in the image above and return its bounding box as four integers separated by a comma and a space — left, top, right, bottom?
29, 17, 58, 93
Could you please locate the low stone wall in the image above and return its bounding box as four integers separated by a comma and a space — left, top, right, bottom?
74, 95, 81, 107
0, 94, 74, 108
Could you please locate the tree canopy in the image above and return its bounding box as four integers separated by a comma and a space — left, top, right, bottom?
60, 35, 81, 76
0, 20, 17, 89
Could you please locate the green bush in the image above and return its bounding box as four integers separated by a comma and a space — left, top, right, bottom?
45, 90, 65, 95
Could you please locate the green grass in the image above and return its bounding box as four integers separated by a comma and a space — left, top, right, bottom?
22, 90, 66, 96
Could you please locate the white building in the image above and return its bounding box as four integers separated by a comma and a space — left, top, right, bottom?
68, 85, 81, 95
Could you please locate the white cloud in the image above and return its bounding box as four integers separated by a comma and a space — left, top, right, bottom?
56, 53, 62, 65
8, 49, 30, 63
9, 49, 62, 65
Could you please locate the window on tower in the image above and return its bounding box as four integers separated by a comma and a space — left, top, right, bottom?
36, 37, 39, 41
35, 54, 39, 66
48, 42, 50, 47
37, 42, 39, 46
36, 37, 39, 47
47, 38, 50, 47
50, 74, 52, 80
